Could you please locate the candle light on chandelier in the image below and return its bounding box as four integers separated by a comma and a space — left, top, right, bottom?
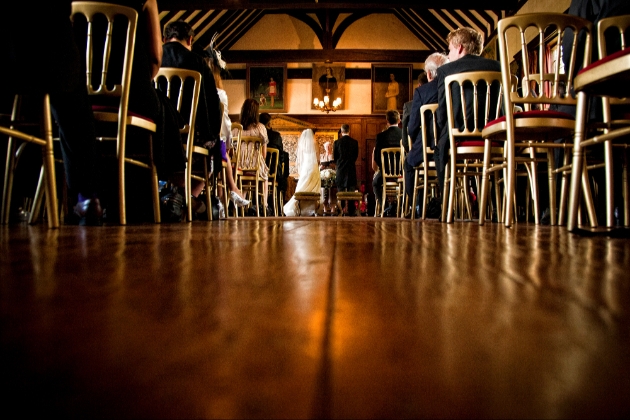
313, 95, 342, 113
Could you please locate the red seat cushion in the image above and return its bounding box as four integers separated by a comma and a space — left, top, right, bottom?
578, 46, 630, 75
92, 105, 154, 123
484, 110, 574, 129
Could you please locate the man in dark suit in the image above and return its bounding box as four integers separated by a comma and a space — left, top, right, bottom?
373, 110, 403, 210
259, 112, 286, 208
334, 124, 359, 214
434, 27, 501, 191
404, 53, 448, 206
161, 20, 222, 174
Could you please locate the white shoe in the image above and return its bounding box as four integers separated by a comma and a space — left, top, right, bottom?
216, 200, 226, 219
230, 191, 250, 207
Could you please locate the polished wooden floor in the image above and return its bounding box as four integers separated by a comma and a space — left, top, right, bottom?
1, 218, 629, 418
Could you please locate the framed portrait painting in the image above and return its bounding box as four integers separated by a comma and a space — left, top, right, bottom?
371, 64, 412, 114
311, 64, 345, 110
247, 64, 287, 113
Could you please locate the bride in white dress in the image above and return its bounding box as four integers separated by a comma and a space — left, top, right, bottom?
283, 129, 321, 216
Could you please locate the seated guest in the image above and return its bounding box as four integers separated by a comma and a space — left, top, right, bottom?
402, 71, 427, 152
372, 110, 402, 212
1, 2, 102, 225
232, 99, 270, 213
259, 112, 287, 206
161, 20, 222, 179
205, 36, 249, 212
434, 27, 501, 192
404, 52, 448, 205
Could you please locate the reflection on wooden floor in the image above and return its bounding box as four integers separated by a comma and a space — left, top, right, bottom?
1, 219, 629, 418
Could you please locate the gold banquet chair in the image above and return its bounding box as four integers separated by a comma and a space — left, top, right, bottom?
411, 104, 441, 221
230, 122, 244, 217
0, 94, 59, 228
154, 68, 211, 222
397, 140, 407, 217
377, 147, 403, 218
236, 136, 267, 217
482, 13, 594, 228
442, 71, 505, 224
568, 14, 630, 231
72, 1, 159, 224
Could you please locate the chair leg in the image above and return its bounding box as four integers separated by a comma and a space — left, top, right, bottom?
528, 147, 540, 224
447, 154, 457, 223
558, 150, 570, 225
2, 134, 17, 224
494, 171, 502, 223
623, 150, 629, 226
441, 162, 449, 223
255, 180, 260, 217
479, 141, 491, 226
581, 159, 598, 228
462, 174, 472, 221
151, 165, 161, 223
568, 91, 589, 232
547, 149, 557, 226
41, 94, 59, 228
381, 181, 386, 217
184, 162, 192, 222
504, 137, 516, 228
411, 170, 419, 221
604, 138, 614, 227
29, 166, 46, 225
204, 159, 213, 221
273, 185, 278, 216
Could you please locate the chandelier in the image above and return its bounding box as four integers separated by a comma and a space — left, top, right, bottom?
313, 74, 342, 113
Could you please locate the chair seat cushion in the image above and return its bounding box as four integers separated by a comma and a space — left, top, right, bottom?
579, 46, 630, 75
575, 47, 630, 97
484, 110, 574, 130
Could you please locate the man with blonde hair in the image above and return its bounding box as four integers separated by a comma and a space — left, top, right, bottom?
434, 27, 500, 193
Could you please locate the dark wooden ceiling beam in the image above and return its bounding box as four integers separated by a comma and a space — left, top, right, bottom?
158, 1, 521, 11
224, 49, 431, 63
393, 9, 447, 52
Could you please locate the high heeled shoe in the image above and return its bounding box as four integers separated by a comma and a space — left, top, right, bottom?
230, 191, 250, 207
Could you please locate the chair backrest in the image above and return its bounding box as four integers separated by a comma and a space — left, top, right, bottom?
266, 147, 279, 181
231, 122, 243, 169
497, 13, 592, 111
597, 14, 629, 59
71, 2, 137, 102
238, 136, 263, 172
444, 71, 504, 143
380, 147, 403, 181
153, 68, 202, 161
596, 15, 630, 107
420, 103, 438, 165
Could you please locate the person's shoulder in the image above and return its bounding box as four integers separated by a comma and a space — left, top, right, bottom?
418, 80, 437, 94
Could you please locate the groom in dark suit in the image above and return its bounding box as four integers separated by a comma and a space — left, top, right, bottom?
334, 124, 359, 214
434, 27, 501, 191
